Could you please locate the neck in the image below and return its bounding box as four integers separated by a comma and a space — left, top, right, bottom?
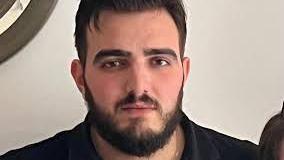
90, 125, 185, 160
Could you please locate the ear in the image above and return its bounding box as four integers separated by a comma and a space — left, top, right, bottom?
182, 57, 190, 84
71, 59, 85, 96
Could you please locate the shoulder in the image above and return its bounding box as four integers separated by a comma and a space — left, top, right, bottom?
191, 121, 258, 160
0, 129, 74, 160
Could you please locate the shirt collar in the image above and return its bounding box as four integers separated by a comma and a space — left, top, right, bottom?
67, 115, 102, 160
180, 112, 220, 160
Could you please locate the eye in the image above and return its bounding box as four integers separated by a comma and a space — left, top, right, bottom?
101, 59, 127, 69
151, 58, 170, 66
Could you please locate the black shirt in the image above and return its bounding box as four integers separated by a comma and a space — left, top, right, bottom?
0, 113, 258, 160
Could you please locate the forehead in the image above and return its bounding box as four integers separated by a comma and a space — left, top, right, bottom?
85, 9, 180, 59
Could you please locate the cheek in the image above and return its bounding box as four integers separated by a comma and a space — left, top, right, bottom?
153, 70, 183, 111
86, 72, 125, 109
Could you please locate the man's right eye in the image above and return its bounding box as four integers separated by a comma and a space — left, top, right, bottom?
100, 60, 127, 69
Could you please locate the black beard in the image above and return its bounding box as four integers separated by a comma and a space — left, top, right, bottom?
84, 82, 184, 157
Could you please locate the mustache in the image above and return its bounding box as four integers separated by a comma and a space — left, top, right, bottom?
116, 91, 161, 109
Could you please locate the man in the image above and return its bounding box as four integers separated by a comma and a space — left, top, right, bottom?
0, 0, 258, 160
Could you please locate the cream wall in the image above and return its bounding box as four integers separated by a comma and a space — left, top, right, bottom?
0, 0, 283, 155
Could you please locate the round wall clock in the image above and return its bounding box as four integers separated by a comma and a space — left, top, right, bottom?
0, 0, 58, 64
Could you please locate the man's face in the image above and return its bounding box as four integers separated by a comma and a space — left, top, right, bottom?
72, 9, 189, 156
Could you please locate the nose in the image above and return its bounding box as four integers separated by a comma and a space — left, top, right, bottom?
125, 63, 151, 96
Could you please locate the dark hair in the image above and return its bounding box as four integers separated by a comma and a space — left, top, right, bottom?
74, 0, 187, 66
259, 101, 284, 160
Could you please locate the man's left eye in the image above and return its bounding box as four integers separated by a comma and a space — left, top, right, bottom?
152, 59, 170, 66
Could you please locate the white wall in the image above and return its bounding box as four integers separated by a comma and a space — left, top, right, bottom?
0, 0, 283, 155
183, 0, 284, 143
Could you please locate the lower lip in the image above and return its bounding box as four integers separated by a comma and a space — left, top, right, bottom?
121, 108, 155, 117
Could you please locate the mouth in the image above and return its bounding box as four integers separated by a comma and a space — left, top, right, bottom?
121, 102, 156, 109
120, 103, 157, 116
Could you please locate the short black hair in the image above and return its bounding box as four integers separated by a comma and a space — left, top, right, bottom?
259, 102, 284, 160
74, 0, 187, 66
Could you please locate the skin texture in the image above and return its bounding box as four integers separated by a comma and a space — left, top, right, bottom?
71, 9, 190, 160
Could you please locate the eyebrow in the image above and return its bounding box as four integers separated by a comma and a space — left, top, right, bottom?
93, 49, 131, 64
93, 48, 178, 64
144, 48, 178, 60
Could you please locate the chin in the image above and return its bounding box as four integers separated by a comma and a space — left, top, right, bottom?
122, 119, 164, 136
